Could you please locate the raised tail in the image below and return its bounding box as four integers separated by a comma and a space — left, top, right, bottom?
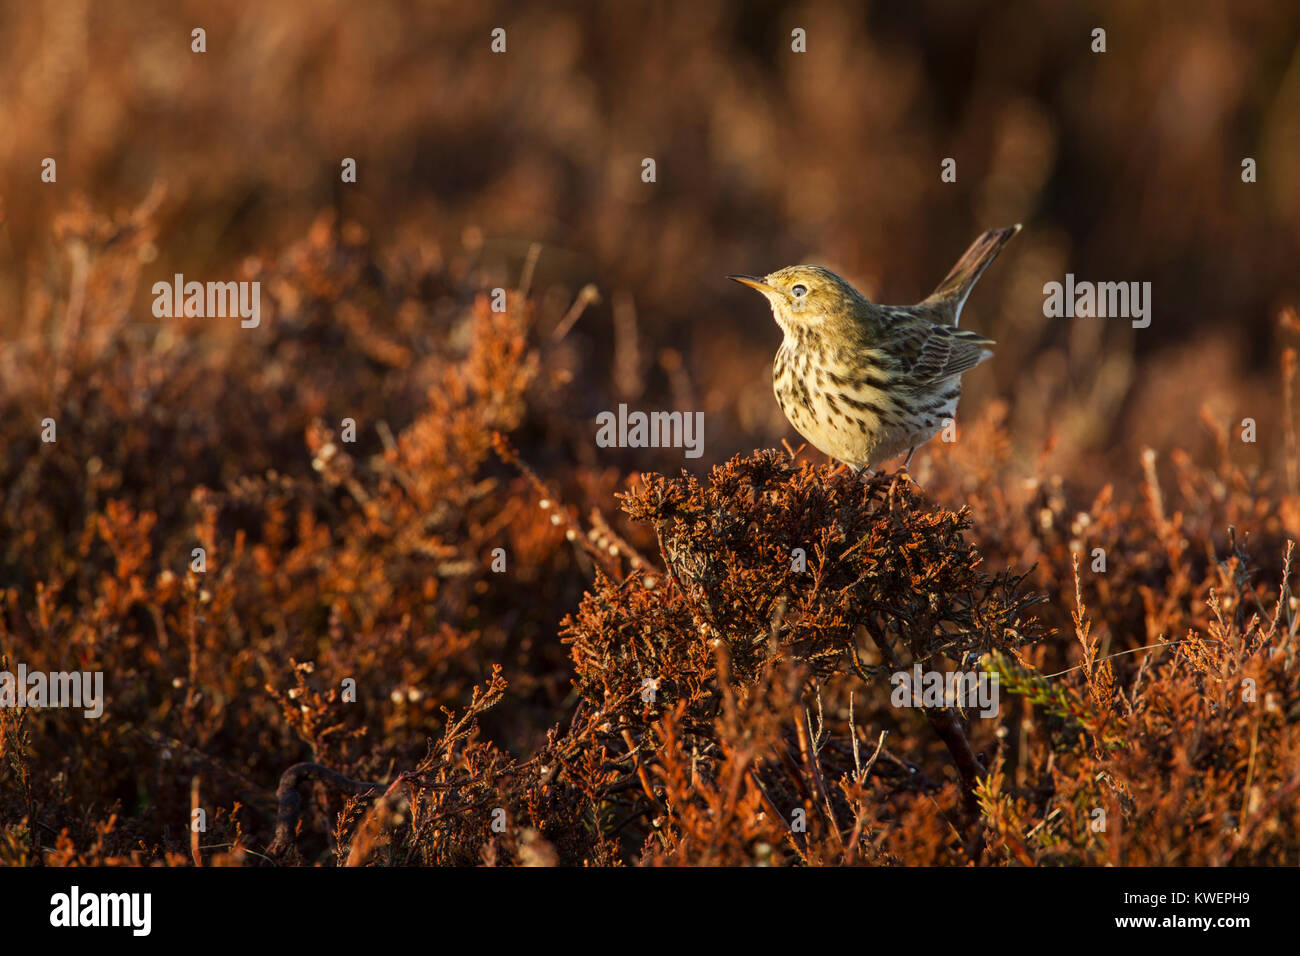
922, 223, 1021, 325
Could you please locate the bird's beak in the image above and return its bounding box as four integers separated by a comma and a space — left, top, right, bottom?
728, 274, 776, 294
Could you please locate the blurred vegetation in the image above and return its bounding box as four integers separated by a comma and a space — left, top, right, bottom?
3, 0, 1299, 474
1, 1, 1299, 865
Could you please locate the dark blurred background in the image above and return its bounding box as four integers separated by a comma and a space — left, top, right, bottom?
3, 0, 1299, 482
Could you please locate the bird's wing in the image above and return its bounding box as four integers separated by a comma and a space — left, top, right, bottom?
881, 317, 995, 385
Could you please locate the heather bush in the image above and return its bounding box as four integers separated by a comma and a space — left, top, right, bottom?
1, 198, 1297, 866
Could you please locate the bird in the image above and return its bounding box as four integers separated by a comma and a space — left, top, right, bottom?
729, 224, 1020, 473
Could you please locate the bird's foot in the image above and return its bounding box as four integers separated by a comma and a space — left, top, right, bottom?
888, 466, 923, 496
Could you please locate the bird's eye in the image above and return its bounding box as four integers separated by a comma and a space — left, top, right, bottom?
791, 284, 808, 297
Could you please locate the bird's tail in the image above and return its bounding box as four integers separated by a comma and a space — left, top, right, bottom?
923, 223, 1021, 324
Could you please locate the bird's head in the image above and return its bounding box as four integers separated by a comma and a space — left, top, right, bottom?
728, 265, 867, 333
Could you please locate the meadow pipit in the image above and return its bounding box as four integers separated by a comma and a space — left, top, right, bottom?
730, 225, 1020, 471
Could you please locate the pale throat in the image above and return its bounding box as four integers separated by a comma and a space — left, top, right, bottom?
769, 301, 821, 340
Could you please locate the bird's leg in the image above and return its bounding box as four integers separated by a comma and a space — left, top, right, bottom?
891, 449, 922, 493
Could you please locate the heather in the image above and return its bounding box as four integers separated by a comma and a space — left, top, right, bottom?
2, 1, 1298, 866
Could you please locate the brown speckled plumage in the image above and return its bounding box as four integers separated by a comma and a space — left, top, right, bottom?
730, 225, 1019, 471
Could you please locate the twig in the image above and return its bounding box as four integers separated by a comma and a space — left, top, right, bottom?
190, 775, 203, 867
519, 242, 541, 300
552, 284, 601, 341
1039, 639, 1217, 678
344, 772, 417, 867
620, 728, 665, 819
795, 705, 843, 848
